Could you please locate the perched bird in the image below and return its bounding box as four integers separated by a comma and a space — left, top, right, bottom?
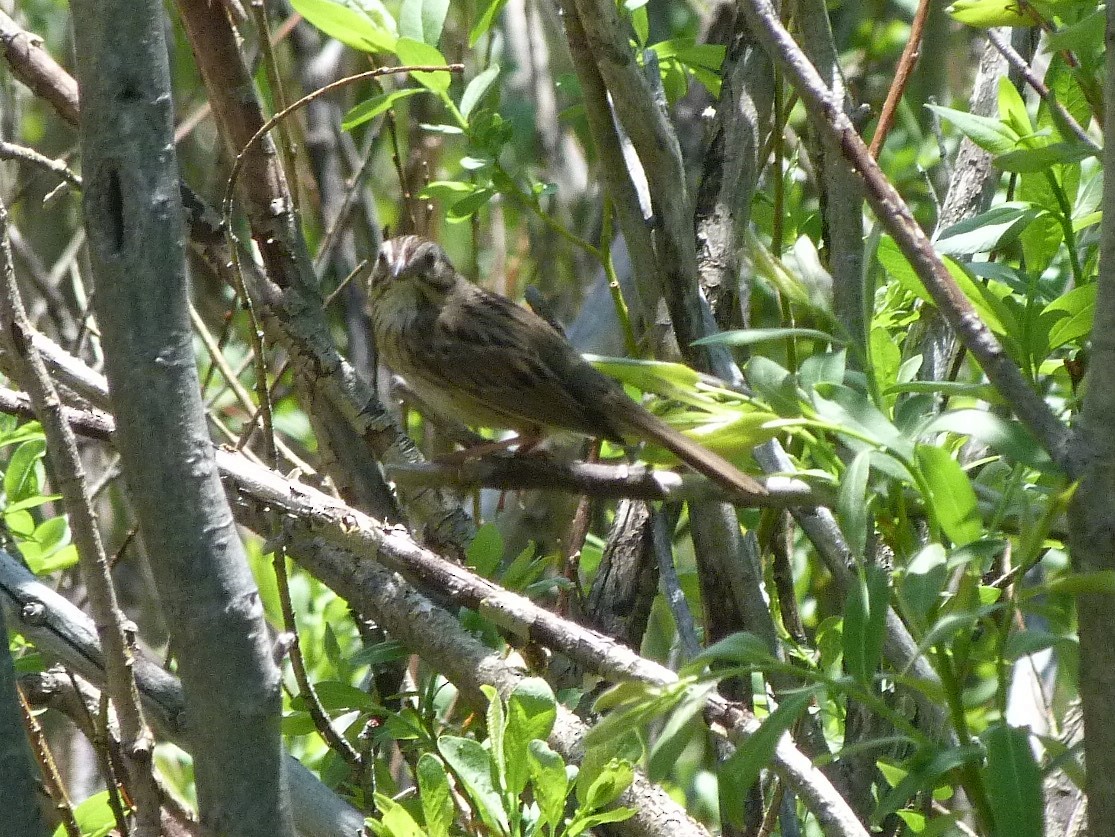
367, 235, 767, 500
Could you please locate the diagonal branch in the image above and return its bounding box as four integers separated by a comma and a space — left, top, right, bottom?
0, 382, 868, 835
738, 0, 1073, 473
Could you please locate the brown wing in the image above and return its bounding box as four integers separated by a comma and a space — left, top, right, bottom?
405, 284, 629, 441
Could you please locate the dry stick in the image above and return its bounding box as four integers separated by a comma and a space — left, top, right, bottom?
0, 139, 82, 188
0, 201, 162, 832
986, 28, 1101, 156
188, 304, 313, 473
247, 0, 302, 214
867, 0, 933, 159
739, 0, 1073, 474
0, 10, 80, 125
272, 546, 363, 769
18, 686, 81, 837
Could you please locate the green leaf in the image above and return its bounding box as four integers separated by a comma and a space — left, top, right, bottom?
309, 680, 378, 711
915, 444, 982, 545
874, 745, 984, 824
28, 542, 78, 575
899, 543, 948, 626
745, 355, 804, 416
933, 203, 1042, 256
800, 349, 846, 391
5, 438, 44, 503
469, 0, 510, 46
3, 493, 60, 514
1041, 570, 1115, 596
417, 754, 454, 837
290, 0, 397, 53
567, 807, 637, 837
349, 638, 407, 668
461, 64, 501, 120
398, 0, 449, 45
466, 522, 503, 576
1042, 282, 1096, 350
694, 327, 845, 347
843, 565, 888, 687
631, 5, 649, 45
394, 37, 451, 94
983, 723, 1042, 837
528, 740, 567, 831
920, 408, 1053, 472
926, 105, 1019, 155
877, 236, 1018, 340
504, 678, 557, 796
719, 689, 814, 827
369, 794, 425, 837
1003, 629, 1076, 660
647, 683, 716, 781
419, 179, 476, 201
686, 632, 776, 672
579, 712, 645, 789
870, 327, 901, 394
482, 684, 507, 794
812, 382, 912, 459
996, 141, 1095, 172
342, 87, 427, 130
947, 0, 1034, 26
55, 790, 118, 837
838, 450, 872, 560
437, 736, 509, 833
1042, 54, 1093, 138
998, 76, 1033, 135
576, 757, 634, 810
447, 188, 495, 221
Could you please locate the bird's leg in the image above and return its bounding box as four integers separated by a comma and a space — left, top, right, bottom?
433, 432, 547, 464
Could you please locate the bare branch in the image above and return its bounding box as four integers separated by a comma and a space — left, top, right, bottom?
387, 456, 821, 506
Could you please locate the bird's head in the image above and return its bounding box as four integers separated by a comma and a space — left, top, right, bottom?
369, 236, 460, 304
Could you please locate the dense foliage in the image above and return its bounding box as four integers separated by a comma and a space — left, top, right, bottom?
0, 0, 1108, 835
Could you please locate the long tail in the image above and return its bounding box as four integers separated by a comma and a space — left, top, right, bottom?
620, 404, 768, 500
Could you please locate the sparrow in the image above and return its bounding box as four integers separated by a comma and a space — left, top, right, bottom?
366, 235, 767, 499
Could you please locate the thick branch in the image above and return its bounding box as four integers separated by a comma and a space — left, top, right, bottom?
1066, 5, 1115, 834
0, 550, 365, 837
69, 1, 292, 831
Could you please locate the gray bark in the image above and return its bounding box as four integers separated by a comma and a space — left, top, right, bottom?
69, 1, 293, 833
1066, 6, 1115, 835
0, 600, 49, 837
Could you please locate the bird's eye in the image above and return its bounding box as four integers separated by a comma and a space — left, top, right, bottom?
418, 249, 438, 272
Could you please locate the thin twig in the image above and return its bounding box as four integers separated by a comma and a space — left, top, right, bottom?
385, 457, 817, 506
652, 510, 701, 660
986, 28, 1100, 155
868, 0, 933, 158
18, 685, 81, 837
248, 0, 302, 213
272, 545, 364, 769
0, 139, 82, 188
0, 198, 161, 828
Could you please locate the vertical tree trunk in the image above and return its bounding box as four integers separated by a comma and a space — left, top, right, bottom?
69, 1, 293, 833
